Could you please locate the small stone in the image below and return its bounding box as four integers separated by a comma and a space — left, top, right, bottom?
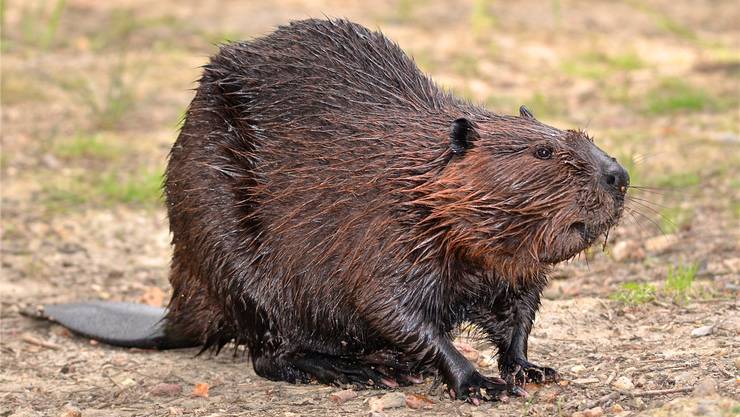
612, 376, 634, 391
583, 406, 603, 417
168, 407, 183, 416
734, 357, 740, 370
570, 364, 587, 374
632, 398, 645, 409
151, 383, 183, 397
644, 234, 678, 254
674, 371, 694, 386
368, 392, 406, 411
58, 405, 82, 417
691, 325, 714, 337
329, 389, 357, 404
611, 240, 644, 262
692, 376, 717, 396
610, 404, 624, 413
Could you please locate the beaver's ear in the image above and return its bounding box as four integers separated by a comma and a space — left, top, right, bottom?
519, 105, 535, 120
450, 118, 478, 155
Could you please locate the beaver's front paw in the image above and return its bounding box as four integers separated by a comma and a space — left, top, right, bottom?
501, 357, 560, 386
447, 371, 525, 404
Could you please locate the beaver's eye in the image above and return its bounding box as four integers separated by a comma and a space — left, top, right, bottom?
535, 146, 553, 160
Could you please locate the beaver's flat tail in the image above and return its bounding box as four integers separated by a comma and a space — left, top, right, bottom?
27, 301, 200, 350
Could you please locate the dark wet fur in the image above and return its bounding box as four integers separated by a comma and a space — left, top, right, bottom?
163, 19, 627, 399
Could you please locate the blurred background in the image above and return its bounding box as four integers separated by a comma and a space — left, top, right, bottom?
1, 1, 738, 415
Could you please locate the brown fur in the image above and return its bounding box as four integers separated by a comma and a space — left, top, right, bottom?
162, 18, 628, 400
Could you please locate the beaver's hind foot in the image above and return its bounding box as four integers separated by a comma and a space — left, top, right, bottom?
501, 357, 560, 386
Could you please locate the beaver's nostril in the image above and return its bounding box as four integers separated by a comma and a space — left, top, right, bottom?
603, 165, 629, 192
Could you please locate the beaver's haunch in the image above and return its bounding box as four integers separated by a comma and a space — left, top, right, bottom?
35, 19, 628, 402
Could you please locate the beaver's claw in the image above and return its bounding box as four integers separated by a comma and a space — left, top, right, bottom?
447, 371, 525, 404
502, 358, 560, 386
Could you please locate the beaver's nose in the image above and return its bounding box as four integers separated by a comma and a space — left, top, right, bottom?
602, 160, 629, 193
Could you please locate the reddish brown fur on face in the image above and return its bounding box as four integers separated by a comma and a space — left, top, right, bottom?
162, 18, 626, 389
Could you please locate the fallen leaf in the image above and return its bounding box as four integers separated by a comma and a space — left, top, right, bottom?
405, 393, 434, 409
192, 383, 209, 398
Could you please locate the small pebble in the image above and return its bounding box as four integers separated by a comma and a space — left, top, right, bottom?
570, 364, 586, 374
369, 392, 406, 411
58, 405, 82, 417
151, 383, 183, 397
583, 406, 603, 417
329, 389, 357, 404
610, 404, 624, 413
644, 234, 678, 253
691, 325, 714, 337
611, 240, 644, 262
692, 376, 717, 397
612, 376, 634, 391
734, 357, 740, 370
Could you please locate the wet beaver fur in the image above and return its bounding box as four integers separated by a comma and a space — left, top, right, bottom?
41, 18, 630, 402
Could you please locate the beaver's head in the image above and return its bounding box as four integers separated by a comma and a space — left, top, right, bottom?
426, 106, 628, 273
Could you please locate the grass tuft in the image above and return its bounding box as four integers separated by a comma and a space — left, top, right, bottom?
645, 79, 716, 114
18, 0, 66, 50
610, 282, 656, 305
40, 167, 164, 213
97, 169, 163, 206
470, 0, 497, 37
562, 51, 645, 79
665, 262, 698, 303
654, 171, 701, 189
55, 58, 136, 130
53, 134, 119, 160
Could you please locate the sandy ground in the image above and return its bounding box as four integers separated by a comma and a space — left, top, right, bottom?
1, 0, 739, 416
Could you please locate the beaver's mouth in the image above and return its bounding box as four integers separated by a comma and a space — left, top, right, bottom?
569, 221, 601, 244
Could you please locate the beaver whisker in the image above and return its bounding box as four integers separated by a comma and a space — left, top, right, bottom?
602, 226, 611, 251
624, 206, 664, 234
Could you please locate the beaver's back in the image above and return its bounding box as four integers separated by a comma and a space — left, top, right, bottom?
164, 19, 476, 348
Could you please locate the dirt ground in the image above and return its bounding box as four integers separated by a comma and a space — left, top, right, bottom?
1, 1, 738, 416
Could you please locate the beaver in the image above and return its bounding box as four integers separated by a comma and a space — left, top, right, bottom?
34, 18, 628, 402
